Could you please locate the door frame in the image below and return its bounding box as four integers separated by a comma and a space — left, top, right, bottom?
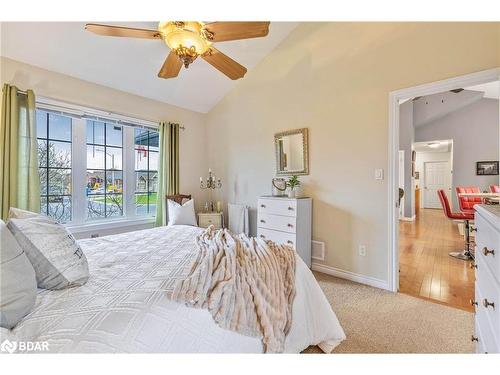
422, 160, 451, 209
387, 67, 500, 293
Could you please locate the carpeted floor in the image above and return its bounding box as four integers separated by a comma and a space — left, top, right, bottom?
303, 272, 474, 353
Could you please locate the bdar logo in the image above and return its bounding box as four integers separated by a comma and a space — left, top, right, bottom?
1, 339, 18, 354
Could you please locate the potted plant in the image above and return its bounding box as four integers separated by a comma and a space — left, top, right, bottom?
286, 175, 301, 198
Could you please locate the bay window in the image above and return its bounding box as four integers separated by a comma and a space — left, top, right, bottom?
35, 104, 159, 225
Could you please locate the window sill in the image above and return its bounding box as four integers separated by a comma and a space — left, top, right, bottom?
65, 217, 156, 234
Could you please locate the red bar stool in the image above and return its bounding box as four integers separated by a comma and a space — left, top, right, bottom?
437, 189, 474, 261
456, 186, 483, 214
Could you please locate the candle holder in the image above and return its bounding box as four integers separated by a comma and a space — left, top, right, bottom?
200, 169, 222, 190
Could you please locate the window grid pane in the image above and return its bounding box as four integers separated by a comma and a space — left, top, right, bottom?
135, 130, 159, 215
86, 120, 123, 220
37, 110, 73, 223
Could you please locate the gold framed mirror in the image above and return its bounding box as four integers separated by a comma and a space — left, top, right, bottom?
274, 128, 309, 176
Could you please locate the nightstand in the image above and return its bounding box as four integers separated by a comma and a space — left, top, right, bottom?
197, 212, 224, 229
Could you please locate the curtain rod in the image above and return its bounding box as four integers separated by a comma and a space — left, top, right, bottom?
15, 88, 185, 130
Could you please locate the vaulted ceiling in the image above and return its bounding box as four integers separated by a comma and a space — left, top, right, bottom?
1, 22, 298, 113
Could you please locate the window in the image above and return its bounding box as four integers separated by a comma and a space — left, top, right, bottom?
86, 121, 123, 220
37, 110, 73, 223
134, 129, 159, 216
35, 104, 158, 225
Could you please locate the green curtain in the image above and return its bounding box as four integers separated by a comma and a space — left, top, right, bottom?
155, 121, 180, 226
0, 84, 40, 221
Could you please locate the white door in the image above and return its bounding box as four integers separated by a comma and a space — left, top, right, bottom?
423, 161, 450, 209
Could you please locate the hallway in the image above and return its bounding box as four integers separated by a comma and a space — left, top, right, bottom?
399, 208, 474, 312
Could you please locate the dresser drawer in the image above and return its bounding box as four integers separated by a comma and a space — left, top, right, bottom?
257, 228, 296, 247
198, 214, 222, 229
475, 213, 500, 283
257, 213, 296, 233
476, 255, 500, 345
475, 313, 499, 354
258, 198, 297, 217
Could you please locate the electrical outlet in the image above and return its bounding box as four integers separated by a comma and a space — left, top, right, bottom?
358, 245, 367, 257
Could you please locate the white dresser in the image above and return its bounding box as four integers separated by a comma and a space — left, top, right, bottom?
256, 196, 312, 268
473, 205, 500, 354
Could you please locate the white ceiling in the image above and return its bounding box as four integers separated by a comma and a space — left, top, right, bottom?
466, 81, 500, 99
0, 22, 298, 113
414, 140, 452, 153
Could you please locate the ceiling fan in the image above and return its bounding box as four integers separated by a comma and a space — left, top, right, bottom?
85, 21, 270, 80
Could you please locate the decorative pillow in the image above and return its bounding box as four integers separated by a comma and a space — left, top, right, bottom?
7, 213, 89, 290
0, 220, 37, 329
167, 199, 197, 226
8, 207, 39, 220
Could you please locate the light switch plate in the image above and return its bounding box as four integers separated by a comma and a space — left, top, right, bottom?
375, 169, 384, 180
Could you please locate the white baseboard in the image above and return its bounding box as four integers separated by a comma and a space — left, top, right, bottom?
399, 215, 415, 222
312, 262, 390, 291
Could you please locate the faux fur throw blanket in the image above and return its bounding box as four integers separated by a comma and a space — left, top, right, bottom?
171, 226, 296, 353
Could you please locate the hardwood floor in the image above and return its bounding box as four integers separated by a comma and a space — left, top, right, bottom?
399, 208, 474, 312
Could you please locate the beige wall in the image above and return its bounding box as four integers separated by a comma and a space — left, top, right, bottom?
206, 22, 500, 285
0, 56, 209, 218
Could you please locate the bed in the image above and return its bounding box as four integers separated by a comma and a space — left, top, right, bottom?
2, 225, 345, 353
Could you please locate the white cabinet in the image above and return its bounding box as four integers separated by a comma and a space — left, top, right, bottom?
257, 196, 312, 267
474, 205, 500, 354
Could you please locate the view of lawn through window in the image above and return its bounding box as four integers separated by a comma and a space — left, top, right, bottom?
134, 129, 159, 216
86, 120, 123, 220
37, 110, 73, 223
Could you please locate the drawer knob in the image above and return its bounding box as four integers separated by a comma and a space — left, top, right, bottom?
470, 262, 477, 269
260, 219, 266, 223
260, 204, 266, 208
287, 223, 294, 228
482, 247, 495, 256
470, 299, 478, 307
287, 240, 294, 245
482, 299, 495, 309
471, 335, 479, 342
288, 206, 294, 211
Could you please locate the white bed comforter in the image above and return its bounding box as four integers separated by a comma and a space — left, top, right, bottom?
2, 225, 345, 353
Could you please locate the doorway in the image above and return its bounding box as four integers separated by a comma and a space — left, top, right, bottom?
388, 68, 500, 304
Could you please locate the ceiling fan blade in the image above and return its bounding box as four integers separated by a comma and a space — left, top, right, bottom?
85, 23, 161, 39
158, 51, 183, 79
202, 47, 247, 80
203, 22, 270, 42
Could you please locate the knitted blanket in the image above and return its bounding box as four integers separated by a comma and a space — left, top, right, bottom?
171, 226, 296, 353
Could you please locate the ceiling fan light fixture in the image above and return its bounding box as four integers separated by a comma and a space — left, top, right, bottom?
158, 21, 212, 67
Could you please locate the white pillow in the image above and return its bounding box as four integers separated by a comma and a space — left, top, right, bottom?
8, 207, 39, 219
167, 199, 197, 226
0, 220, 37, 329
7, 212, 89, 290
